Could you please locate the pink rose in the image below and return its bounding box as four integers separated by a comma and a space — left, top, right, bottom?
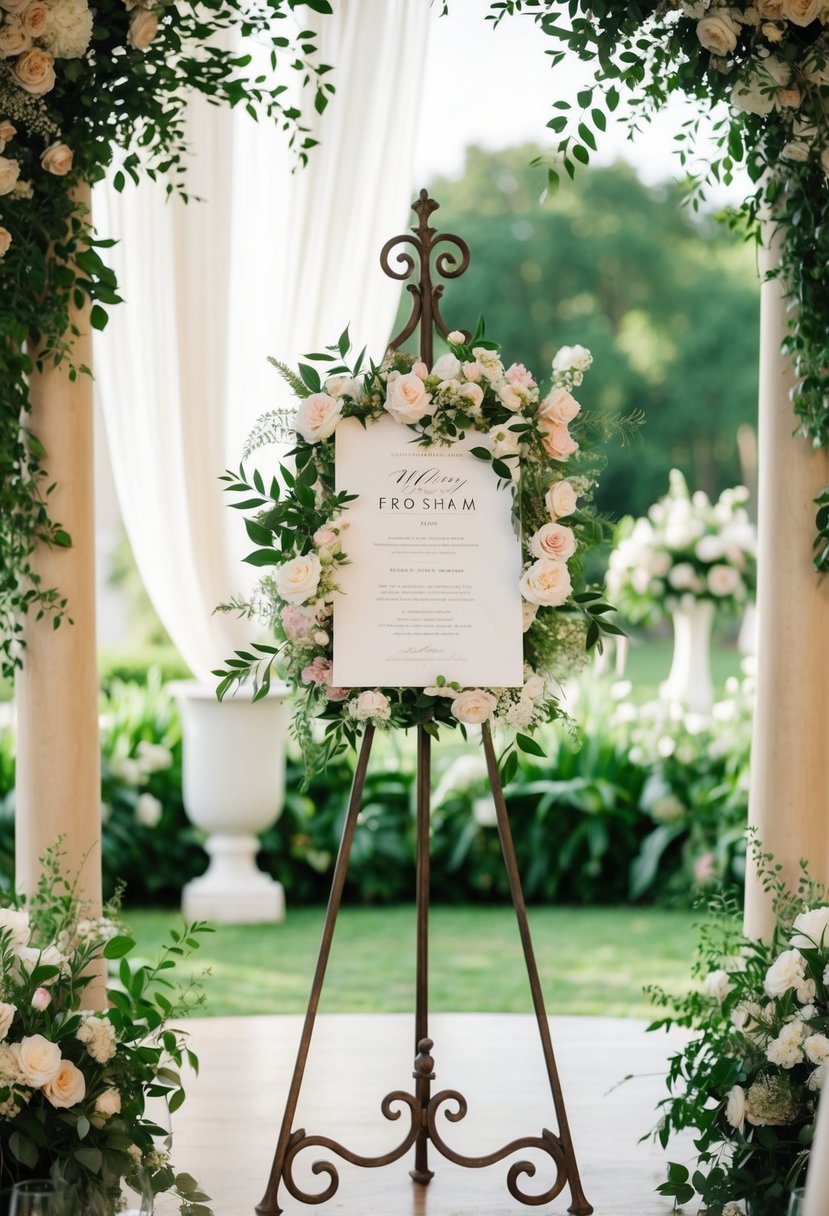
384, 371, 433, 425
12, 47, 55, 95
40, 141, 72, 176
301, 657, 333, 686
326, 685, 349, 702
540, 421, 579, 461
545, 480, 578, 519
313, 526, 338, 549
412, 360, 428, 379
293, 392, 342, 444
462, 361, 483, 382
530, 522, 577, 562
31, 986, 51, 1012
450, 688, 498, 725
280, 605, 315, 643
539, 387, 580, 425
505, 362, 536, 389
520, 558, 573, 607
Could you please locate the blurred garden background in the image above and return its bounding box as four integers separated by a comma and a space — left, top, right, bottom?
0, 145, 761, 1018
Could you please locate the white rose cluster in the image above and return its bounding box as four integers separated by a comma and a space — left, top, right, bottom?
606, 469, 756, 623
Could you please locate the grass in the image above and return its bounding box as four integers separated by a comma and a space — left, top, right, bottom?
122, 904, 703, 1021
622, 633, 744, 702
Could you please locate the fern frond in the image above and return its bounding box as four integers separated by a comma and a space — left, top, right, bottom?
243, 410, 294, 459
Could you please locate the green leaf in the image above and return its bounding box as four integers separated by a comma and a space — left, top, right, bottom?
90, 305, 109, 331
103, 935, 135, 959
75, 1145, 103, 1172
516, 733, 546, 758
10, 1132, 37, 1168
243, 549, 283, 567
298, 362, 322, 393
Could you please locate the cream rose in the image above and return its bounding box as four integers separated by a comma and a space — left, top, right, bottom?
458, 382, 484, 410
16, 1034, 61, 1086
0, 1002, 15, 1039
540, 420, 579, 461
522, 601, 538, 631
94, 1086, 122, 1117
293, 392, 342, 444
384, 371, 433, 425
128, 7, 158, 50
725, 1085, 746, 1134
792, 906, 829, 948
781, 139, 810, 163
432, 352, 460, 380
0, 0, 30, 12
0, 17, 31, 55
43, 1059, 85, 1108
497, 382, 524, 412
519, 558, 572, 606
696, 11, 740, 53
274, 552, 322, 606
707, 564, 742, 596
447, 330, 465, 344
450, 688, 497, 725
540, 387, 580, 425
40, 141, 72, 176
22, 2, 48, 36
703, 969, 731, 1003
552, 344, 592, 374
462, 361, 483, 382
12, 47, 55, 94
0, 156, 19, 196
0, 121, 16, 144
0, 908, 28, 947
530, 522, 577, 562
349, 689, 391, 722
545, 480, 578, 519
324, 375, 361, 401
787, 0, 821, 24
758, 0, 787, 14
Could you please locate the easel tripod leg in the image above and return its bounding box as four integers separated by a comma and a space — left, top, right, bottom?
481, 723, 594, 1216
255, 725, 377, 1216
410, 725, 434, 1185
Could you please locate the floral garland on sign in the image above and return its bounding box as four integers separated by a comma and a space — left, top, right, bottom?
0, 0, 334, 679
468, 0, 829, 569
606, 469, 757, 625
216, 324, 621, 778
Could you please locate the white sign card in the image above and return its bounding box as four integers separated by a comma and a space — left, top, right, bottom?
332, 415, 524, 688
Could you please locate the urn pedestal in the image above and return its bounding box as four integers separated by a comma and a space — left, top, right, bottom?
170, 681, 290, 924
661, 598, 715, 715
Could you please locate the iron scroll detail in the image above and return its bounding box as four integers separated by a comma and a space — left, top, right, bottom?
380, 188, 471, 366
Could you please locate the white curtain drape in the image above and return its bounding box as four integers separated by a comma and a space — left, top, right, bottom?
93, 1, 430, 683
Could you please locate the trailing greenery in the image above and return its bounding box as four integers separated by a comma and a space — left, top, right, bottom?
463, 1, 829, 568
0, 0, 335, 679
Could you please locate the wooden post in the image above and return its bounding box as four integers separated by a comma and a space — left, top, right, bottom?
14, 183, 104, 999
744, 218, 829, 938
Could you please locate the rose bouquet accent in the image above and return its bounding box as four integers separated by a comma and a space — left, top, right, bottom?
215, 324, 622, 779
606, 469, 757, 625
648, 851, 829, 1216
0, 845, 212, 1213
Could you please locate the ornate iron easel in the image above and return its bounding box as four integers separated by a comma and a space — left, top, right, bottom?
256, 191, 593, 1216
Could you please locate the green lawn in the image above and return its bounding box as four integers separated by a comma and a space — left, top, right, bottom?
623, 633, 744, 702
123, 904, 702, 1021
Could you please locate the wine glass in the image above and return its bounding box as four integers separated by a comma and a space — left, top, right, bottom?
8, 1180, 66, 1216
788, 1186, 806, 1216
121, 1166, 154, 1216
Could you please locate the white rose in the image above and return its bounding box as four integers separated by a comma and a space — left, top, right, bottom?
545, 480, 578, 519
781, 139, 811, 163
431, 352, 460, 380
496, 382, 524, 412
696, 11, 740, 53
16, 1034, 61, 1086
135, 740, 172, 772
0, 908, 29, 948
450, 688, 498, 725
530, 522, 577, 562
805, 1033, 829, 1065
667, 562, 696, 590
293, 392, 342, 444
725, 1084, 746, 1134
384, 371, 434, 425
0, 17, 31, 55
446, 330, 465, 345
40, 141, 72, 176
16, 944, 65, 982
128, 7, 158, 49
695, 535, 723, 563
0, 155, 20, 195
703, 969, 731, 1003
519, 558, 572, 606
349, 689, 391, 722
0, 1003, 15, 1039
765, 947, 807, 997
707, 564, 741, 596
43, 1059, 86, 1108
458, 382, 484, 410
94, 1086, 122, 1117
766, 1020, 806, 1068
274, 552, 322, 606
39, 0, 92, 56
11, 47, 55, 94
135, 792, 162, 828
324, 375, 362, 401
792, 906, 829, 948
552, 344, 592, 374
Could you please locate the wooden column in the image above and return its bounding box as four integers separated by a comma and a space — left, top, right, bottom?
744, 220, 829, 938
14, 183, 103, 988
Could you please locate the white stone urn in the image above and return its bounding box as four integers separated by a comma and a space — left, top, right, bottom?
660, 598, 715, 715
169, 681, 290, 924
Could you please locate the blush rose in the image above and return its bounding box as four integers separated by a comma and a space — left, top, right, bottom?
293, 392, 342, 444
384, 371, 433, 425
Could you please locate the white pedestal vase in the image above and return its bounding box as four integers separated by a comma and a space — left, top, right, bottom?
660, 598, 715, 715
170, 681, 290, 924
